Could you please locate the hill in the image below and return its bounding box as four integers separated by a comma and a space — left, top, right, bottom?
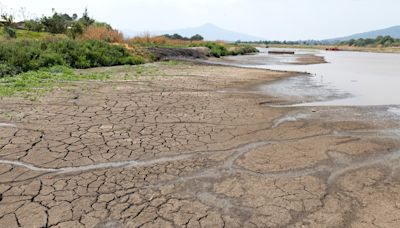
327, 25, 400, 42
124, 23, 264, 42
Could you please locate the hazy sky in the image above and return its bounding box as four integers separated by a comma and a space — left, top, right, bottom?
1, 0, 399, 40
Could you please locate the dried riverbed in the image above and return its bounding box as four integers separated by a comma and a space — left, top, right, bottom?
0, 61, 400, 227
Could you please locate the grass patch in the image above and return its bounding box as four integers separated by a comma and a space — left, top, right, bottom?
0, 65, 109, 97
0, 27, 65, 40
160, 60, 181, 66
131, 65, 159, 77
0, 27, 40, 39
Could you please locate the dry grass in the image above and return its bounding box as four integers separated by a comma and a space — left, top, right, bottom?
127, 33, 204, 47
79, 25, 124, 43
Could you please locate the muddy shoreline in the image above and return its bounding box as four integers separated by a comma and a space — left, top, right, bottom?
0, 61, 400, 227
202, 51, 326, 67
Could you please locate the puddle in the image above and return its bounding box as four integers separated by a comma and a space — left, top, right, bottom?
4, 135, 399, 189
233, 147, 400, 186
0, 154, 194, 174
0, 123, 16, 128
327, 149, 400, 185
272, 113, 309, 128
388, 107, 400, 116
259, 75, 349, 104
0, 141, 271, 175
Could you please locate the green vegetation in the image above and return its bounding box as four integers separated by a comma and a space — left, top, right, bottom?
240, 39, 317, 45
24, 8, 97, 39
339, 36, 400, 47
191, 42, 258, 57
201, 42, 229, 57
0, 66, 109, 97
0, 7, 258, 95
160, 60, 181, 66
0, 27, 61, 40
163, 33, 204, 41
3, 26, 16, 38
2, 8, 113, 40
0, 39, 144, 77
230, 45, 259, 56
242, 35, 400, 48
128, 35, 259, 57
1, 13, 17, 38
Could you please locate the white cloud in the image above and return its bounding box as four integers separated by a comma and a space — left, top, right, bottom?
1, 0, 399, 40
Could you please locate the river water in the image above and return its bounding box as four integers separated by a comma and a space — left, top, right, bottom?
222, 48, 400, 109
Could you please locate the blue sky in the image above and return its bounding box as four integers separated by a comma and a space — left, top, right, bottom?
1, 0, 399, 40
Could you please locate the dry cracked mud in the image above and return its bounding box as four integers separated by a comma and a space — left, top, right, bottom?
1, 62, 400, 227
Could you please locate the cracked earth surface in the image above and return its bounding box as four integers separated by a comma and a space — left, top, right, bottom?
1, 62, 400, 227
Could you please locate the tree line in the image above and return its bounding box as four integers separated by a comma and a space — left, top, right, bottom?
163, 33, 204, 41
1, 8, 113, 39
239, 36, 400, 47
339, 36, 400, 47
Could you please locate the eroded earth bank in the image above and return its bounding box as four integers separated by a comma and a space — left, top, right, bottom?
1, 62, 400, 227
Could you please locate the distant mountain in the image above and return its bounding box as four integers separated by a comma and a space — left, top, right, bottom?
123, 23, 264, 42
327, 25, 400, 42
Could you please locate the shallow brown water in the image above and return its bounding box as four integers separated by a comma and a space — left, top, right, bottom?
225, 48, 400, 108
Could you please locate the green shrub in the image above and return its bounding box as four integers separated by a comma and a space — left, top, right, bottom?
0, 64, 19, 78
203, 42, 229, 57
121, 56, 145, 65
25, 19, 45, 32
37, 51, 66, 67
0, 39, 143, 77
3, 26, 16, 38
189, 42, 258, 57
230, 45, 259, 56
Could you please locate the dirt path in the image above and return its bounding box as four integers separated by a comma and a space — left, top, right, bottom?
0, 62, 400, 227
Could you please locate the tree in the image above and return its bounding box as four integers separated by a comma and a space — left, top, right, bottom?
190, 34, 204, 41
171, 33, 184, 40
1, 13, 16, 38
68, 21, 84, 39
25, 19, 45, 32
41, 12, 71, 34
79, 8, 95, 27
1, 13, 14, 27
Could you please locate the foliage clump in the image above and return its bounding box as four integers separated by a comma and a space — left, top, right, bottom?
0, 39, 144, 77
1, 13, 17, 38
24, 8, 96, 39
163, 33, 204, 41
190, 42, 258, 57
